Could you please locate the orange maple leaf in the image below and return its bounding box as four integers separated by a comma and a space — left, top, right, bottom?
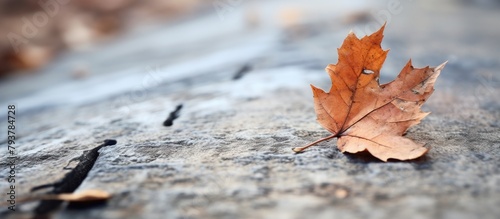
293, 25, 446, 161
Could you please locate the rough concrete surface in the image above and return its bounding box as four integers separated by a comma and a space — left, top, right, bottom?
1, 1, 499, 219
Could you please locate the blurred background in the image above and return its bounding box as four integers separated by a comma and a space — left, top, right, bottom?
0, 0, 499, 111
0, 0, 206, 78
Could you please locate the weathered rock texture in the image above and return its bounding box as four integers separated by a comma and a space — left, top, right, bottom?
1, 1, 499, 219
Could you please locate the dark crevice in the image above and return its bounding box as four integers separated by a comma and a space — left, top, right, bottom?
163, 104, 183, 126
232, 64, 252, 80
30, 139, 117, 217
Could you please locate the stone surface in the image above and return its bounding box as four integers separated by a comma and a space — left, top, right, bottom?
1, 1, 499, 219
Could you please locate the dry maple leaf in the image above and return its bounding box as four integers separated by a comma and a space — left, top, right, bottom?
292, 25, 446, 161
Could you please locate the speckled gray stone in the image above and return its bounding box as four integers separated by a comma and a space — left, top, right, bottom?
1, 1, 499, 219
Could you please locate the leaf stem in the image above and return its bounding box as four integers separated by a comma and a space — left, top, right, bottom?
292, 134, 336, 153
